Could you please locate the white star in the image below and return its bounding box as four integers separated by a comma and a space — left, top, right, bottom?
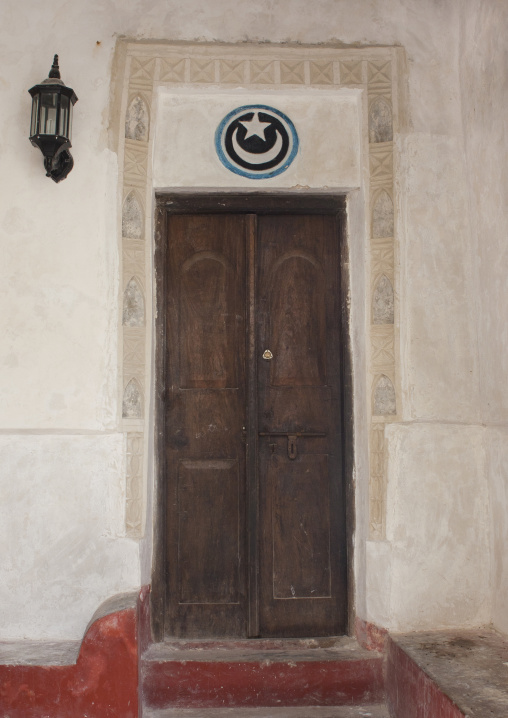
239, 112, 272, 140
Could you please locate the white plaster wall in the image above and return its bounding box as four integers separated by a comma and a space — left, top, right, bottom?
0, 435, 139, 640
0, 0, 505, 638
459, 0, 508, 634
154, 91, 361, 190
368, 423, 490, 631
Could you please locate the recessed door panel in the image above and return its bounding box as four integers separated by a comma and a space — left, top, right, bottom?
270, 453, 331, 600
178, 459, 240, 604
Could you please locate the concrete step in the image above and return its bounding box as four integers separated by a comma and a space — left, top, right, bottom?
141, 637, 384, 711
142, 706, 389, 717
386, 628, 508, 717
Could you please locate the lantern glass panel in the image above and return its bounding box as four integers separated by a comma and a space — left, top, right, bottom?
58, 94, 70, 138
40, 92, 58, 135
30, 94, 40, 136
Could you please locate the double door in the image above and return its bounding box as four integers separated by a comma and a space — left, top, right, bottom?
160, 207, 346, 638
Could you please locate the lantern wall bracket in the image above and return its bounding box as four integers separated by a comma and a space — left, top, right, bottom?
28, 55, 78, 183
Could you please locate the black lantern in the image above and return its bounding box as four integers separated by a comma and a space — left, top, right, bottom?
28, 55, 78, 183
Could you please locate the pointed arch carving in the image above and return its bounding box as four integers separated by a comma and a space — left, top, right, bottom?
122, 191, 144, 239
122, 378, 144, 419
125, 95, 150, 142
372, 189, 394, 239
373, 375, 396, 416
123, 276, 145, 327
369, 96, 393, 143
372, 274, 394, 324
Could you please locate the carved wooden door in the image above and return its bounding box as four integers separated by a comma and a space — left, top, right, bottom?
162, 209, 346, 638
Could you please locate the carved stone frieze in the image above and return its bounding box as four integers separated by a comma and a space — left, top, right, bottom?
339, 60, 364, 85
371, 325, 395, 370
280, 60, 306, 84
309, 60, 335, 85
115, 40, 400, 539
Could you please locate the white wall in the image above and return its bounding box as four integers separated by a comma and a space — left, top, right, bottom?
459, 0, 508, 634
0, 0, 505, 639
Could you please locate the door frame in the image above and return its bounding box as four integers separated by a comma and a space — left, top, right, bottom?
151, 192, 355, 641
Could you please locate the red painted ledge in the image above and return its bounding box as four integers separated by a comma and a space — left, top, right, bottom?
355, 617, 388, 653
385, 636, 464, 718
0, 598, 139, 718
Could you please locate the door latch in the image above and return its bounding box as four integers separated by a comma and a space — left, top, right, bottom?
258, 431, 327, 460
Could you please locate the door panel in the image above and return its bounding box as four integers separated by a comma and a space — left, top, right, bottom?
165, 214, 247, 637
163, 209, 346, 639
257, 214, 345, 637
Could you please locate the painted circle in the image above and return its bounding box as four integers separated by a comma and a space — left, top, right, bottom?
215, 105, 299, 179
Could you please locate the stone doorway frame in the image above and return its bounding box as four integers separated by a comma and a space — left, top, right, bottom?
110, 40, 404, 602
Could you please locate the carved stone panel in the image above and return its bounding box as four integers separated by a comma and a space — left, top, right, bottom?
123, 377, 143, 419
372, 275, 394, 324
373, 375, 396, 416
125, 95, 150, 141
122, 191, 144, 239
123, 277, 145, 327
369, 97, 393, 143
372, 190, 394, 238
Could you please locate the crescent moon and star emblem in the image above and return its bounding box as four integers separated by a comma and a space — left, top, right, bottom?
215, 105, 299, 179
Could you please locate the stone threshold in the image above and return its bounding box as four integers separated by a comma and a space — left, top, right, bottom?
142, 706, 389, 717
143, 635, 380, 663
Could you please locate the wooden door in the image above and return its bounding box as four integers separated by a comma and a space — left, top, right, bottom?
160, 206, 346, 639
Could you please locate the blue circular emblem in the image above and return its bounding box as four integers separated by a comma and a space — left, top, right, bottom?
215, 105, 299, 179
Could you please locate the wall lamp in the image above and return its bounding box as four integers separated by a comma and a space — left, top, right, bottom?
28, 55, 78, 183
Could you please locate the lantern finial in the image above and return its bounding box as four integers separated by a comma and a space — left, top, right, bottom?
48, 54, 61, 80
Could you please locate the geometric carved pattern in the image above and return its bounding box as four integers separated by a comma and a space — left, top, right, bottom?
219, 60, 246, 84
370, 146, 394, 183
280, 60, 306, 84
160, 58, 186, 83
309, 61, 334, 85
250, 60, 276, 84
371, 325, 395, 369
367, 60, 392, 88
130, 57, 156, 85
123, 239, 146, 281
116, 42, 399, 541
190, 59, 215, 83
339, 60, 363, 85
371, 239, 394, 277
126, 432, 144, 537
124, 144, 148, 183
123, 328, 145, 376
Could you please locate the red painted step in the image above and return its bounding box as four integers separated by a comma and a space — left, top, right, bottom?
141, 637, 384, 711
